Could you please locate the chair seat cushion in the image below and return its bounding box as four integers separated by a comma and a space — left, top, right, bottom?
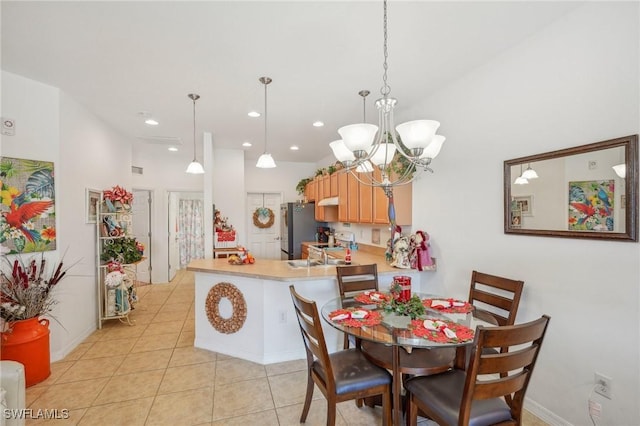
405, 370, 512, 426
313, 349, 391, 395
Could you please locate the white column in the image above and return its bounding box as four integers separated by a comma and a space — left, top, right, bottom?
204, 132, 214, 259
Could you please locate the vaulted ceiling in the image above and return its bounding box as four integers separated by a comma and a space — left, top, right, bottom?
2, 1, 582, 165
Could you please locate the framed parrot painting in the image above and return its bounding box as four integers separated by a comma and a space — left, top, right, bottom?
0, 156, 56, 254
568, 180, 614, 232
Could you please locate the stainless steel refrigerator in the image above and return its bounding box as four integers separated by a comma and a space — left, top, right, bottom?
280, 202, 327, 260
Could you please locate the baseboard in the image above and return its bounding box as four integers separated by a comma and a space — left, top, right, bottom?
50, 324, 96, 362
525, 397, 573, 426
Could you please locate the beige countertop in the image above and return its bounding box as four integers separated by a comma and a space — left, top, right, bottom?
187, 247, 429, 282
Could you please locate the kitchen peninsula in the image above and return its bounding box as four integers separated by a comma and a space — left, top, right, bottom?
187, 247, 435, 364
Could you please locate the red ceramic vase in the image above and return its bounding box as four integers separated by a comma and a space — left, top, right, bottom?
1, 317, 51, 387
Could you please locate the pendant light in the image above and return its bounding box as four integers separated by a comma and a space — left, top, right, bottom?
521, 163, 539, 179
514, 164, 529, 185
612, 163, 626, 178
185, 93, 205, 174
256, 76, 276, 168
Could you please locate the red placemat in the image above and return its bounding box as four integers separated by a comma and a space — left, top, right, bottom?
422, 298, 473, 313
410, 318, 475, 343
328, 308, 382, 327
354, 291, 391, 305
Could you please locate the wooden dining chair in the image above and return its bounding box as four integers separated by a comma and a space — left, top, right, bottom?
336, 264, 379, 349
404, 315, 550, 426
468, 270, 524, 327
289, 285, 392, 426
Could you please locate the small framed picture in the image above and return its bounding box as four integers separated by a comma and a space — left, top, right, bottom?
86, 188, 102, 223
513, 195, 533, 217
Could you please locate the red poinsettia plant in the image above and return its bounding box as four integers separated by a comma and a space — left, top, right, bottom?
103, 185, 133, 204
0, 254, 73, 323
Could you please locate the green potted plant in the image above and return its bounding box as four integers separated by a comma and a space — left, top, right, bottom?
296, 177, 313, 196
100, 237, 143, 264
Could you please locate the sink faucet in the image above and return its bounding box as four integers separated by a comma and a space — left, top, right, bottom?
307, 245, 328, 265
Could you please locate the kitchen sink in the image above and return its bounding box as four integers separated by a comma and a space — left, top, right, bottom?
287, 258, 355, 268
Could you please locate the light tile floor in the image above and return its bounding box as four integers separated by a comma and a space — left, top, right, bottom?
25, 270, 549, 425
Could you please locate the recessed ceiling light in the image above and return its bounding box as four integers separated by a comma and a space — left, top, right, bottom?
290, 145, 299, 151
313, 121, 324, 127
168, 147, 178, 152
248, 111, 261, 118
242, 142, 252, 147
145, 118, 159, 126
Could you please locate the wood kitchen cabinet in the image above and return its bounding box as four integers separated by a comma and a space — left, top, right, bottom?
305, 179, 316, 202
330, 173, 338, 197
322, 175, 331, 199
338, 171, 360, 223
359, 177, 373, 223
347, 172, 359, 222
338, 172, 348, 222
372, 169, 412, 225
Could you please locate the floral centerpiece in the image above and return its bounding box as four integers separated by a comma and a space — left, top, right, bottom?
0, 254, 71, 324
103, 185, 133, 211
381, 294, 425, 320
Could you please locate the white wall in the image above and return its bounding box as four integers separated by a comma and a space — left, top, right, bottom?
1, 71, 135, 361
212, 149, 245, 246
244, 159, 317, 204
408, 3, 639, 425
132, 142, 204, 282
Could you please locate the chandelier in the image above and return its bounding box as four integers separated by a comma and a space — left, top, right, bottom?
329, 0, 445, 197
185, 93, 205, 174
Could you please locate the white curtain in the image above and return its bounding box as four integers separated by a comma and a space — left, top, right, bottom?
178, 199, 205, 268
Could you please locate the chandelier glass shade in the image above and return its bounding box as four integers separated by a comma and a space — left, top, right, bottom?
330, 0, 445, 191
185, 93, 205, 174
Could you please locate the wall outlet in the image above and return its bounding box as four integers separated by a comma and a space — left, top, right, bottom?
278, 310, 287, 324
595, 372, 612, 399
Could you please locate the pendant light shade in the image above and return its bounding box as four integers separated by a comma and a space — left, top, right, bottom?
256, 76, 277, 169
521, 163, 539, 179
185, 93, 205, 174
514, 164, 528, 185
256, 153, 276, 169
612, 163, 626, 178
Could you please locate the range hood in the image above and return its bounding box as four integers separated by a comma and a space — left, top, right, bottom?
317, 196, 339, 206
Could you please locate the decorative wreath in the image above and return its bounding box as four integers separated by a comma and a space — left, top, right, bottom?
253, 207, 275, 229
205, 282, 247, 334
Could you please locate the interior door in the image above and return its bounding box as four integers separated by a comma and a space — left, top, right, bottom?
132, 189, 151, 284
246, 192, 282, 259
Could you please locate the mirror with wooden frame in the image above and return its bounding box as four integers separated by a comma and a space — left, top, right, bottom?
504, 134, 638, 241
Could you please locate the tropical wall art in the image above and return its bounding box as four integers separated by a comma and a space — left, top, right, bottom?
0, 157, 56, 254
568, 179, 614, 232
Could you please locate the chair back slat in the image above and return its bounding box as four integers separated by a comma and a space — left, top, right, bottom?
289, 285, 334, 387
460, 315, 550, 423
472, 371, 528, 400
336, 264, 378, 297
477, 346, 539, 375
468, 270, 524, 326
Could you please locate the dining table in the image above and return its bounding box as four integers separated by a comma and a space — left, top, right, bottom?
321, 291, 492, 426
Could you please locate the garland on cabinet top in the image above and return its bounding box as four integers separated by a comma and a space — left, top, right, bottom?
295, 134, 416, 197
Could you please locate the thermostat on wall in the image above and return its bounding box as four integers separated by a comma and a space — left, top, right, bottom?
1, 117, 15, 136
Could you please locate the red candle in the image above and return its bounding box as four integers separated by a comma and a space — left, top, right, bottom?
393, 276, 411, 303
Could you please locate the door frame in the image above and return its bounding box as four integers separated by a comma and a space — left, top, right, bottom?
132, 188, 153, 284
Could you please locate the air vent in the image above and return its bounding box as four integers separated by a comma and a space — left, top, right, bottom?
132, 166, 143, 175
